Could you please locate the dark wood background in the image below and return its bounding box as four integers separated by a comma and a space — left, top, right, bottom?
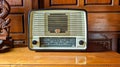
7, 0, 120, 52
6, 0, 35, 47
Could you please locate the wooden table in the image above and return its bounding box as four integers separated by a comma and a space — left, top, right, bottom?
0, 47, 120, 67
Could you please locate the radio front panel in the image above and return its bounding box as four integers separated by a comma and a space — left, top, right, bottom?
28, 9, 87, 51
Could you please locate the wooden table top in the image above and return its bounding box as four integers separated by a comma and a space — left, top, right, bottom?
0, 47, 120, 67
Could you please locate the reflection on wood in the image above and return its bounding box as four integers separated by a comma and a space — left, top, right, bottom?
0, 48, 120, 67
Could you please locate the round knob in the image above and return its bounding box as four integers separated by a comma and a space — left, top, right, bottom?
79, 40, 84, 45
32, 40, 37, 45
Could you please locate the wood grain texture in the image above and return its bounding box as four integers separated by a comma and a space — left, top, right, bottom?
85, 0, 112, 5
6, 0, 32, 46
7, 14, 24, 33
88, 32, 119, 51
44, 0, 81, 8
88, 13, 120, 31
32, 0, 38, 9
6, 0, 23, 6
0, 48, 120, 67
0, 65, 9, 67
51, 0, 77, 5
43, 0, 120, 11
15, 65, 120, 67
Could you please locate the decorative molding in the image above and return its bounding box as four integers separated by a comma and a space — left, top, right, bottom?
50, 0, 78, 6
85, 0, 112, 5
6, 0, 23, 6
7, 14, 24, 33
87, 39, 112, 52
13, 40, 26, 47
88, 31, 120, 51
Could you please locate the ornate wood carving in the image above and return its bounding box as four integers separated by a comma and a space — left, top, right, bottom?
0, 0, 13, 52
0, 0, 10, 39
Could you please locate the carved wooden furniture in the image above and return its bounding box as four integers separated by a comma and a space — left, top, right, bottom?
0, 0, 13, 52
0, 47, 120, 67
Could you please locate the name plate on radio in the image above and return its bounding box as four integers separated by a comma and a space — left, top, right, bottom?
28, 9, 87, 51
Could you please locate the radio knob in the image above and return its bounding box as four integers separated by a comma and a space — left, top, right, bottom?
79, 40, 84, 45
32, 40, 37, 45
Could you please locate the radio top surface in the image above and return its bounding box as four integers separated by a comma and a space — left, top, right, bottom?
28, 9, 87, 51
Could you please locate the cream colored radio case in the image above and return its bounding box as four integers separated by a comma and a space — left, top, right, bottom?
28, 9, 87, 51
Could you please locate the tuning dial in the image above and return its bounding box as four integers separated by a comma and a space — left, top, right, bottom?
32, 40, 37, 45
79, 40, 84, 45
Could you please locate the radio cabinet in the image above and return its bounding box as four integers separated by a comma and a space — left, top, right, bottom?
28, 9, 87, 51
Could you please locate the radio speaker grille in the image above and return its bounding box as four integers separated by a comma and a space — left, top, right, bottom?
32, 10, 86, 37
48, 13, 68, 33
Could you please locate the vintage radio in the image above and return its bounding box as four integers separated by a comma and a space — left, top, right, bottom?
28, 9, 87, 51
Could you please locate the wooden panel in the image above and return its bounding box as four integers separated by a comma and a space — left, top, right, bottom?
7, 14, 24, 33
88, 13, 120, 31
88, 32, 119, 51
51, 0, 77, 5
6, 0, 23, 6
43, 0, 120, 11
87, 39, 111, 51
44, 0, 81, 8
84, 0, 120, 12
85, 0, 112, 5
32, 0, 38, 9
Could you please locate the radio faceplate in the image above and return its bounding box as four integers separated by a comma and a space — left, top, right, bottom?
28, 9, 87, 51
